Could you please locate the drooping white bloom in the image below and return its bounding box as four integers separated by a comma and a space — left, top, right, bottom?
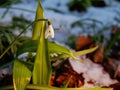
45, 24, 54, 39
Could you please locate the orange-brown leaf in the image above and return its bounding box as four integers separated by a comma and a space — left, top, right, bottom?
76, 35, 92, 50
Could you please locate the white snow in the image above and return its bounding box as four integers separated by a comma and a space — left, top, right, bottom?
69, 56, 118, 88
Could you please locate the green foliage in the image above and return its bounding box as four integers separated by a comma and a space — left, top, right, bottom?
73, 45, 98, 56
67, 0, 92, 12
67, 0, 106, 12
13, 59, 32, 90
16, 39, 98, 61
32, 0, 44, 40
32, 0, 52, 86
0, 20, 32, 68
105, 28, 120, 58
0, 29, 21, 66
16, 40, 38, 56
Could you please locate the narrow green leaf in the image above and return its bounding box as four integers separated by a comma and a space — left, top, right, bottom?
32, 22, 52, 85
63, 76, 72, 88
48, 42, 71, 54
32, 0, 52, 85
16, 40, 38, 56
16, 40, 98, 60
32, 0, 44, 40
13, 59, 32, 90
16, 40, 76, 59
1, 6, 10, 18
0, 19, 35, 59
73, 45, 98, 56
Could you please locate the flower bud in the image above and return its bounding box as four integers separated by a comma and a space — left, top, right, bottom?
45, 22, 54, 39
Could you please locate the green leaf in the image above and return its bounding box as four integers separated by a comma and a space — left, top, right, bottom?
32, 0, 44, 40
16, 40, 76, 59
16, 40, 98, 60
63, 76, 72, 88
32, 25, 52, 85
32, 0, 52, 85
48, 42, 77, 60
13, 59, 32, 90
16, 40, 38, 56
73, 45, 98, 56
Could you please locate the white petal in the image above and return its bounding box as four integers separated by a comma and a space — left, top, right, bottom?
49, 25, 54, 38
45, 28, 50, 39
45, 25, 54, 39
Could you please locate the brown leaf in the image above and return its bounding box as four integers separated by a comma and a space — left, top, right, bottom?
93, 46, 104, 63
76, 35, 92, 50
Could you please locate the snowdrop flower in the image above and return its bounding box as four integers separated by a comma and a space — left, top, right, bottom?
45, 21, 54, 39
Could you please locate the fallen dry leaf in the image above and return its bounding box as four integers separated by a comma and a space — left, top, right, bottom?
76, 35, 92, 50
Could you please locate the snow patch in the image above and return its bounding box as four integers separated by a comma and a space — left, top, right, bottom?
69, 56, 118, 87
